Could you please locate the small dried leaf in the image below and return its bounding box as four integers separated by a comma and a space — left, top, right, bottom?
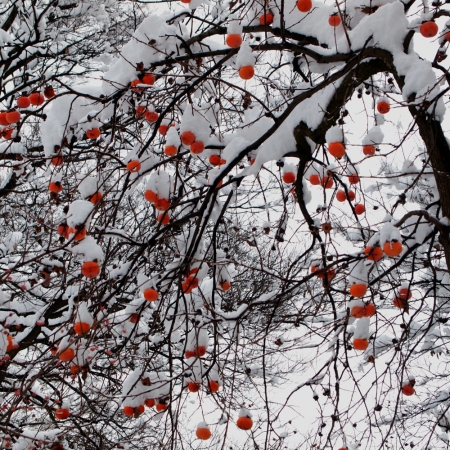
322, 223, 332, 234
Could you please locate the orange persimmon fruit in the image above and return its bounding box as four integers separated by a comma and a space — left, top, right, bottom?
74, 322, 90, 336
364, 246, 383, 261
226, 34, 243, 48
309, 174, 320, 185
259, 13, 274, 25
17, 96, 30, 109
49, 182, 63, 193
354, 203, 365, 215
329, 14, 340, 26
282, 172, 296, 184
237, 417, 253, 430
143, 288, 159, 301
190, 141, 205, 154
164, 145, 178, 157
328, 142, 345, 159
239, 66, 255, 80
59, 348, 75, 362
402, 385, 415, 396
29, 92, 45, 106
81, 261, 100, 278
181, 131, 196, 146
420, 21, 438, 38
86, 128, 100, 139
363, 145, 376, 156
127, 160, 141, 173
353, 338, 369, 351
349, 283, 367, 298
55, 408, 70, 420
383, 240, 402, 257
377, 101, 390, 114
196, 427, 212, 440
297, 0, 312, 12
188, 382, 201, 393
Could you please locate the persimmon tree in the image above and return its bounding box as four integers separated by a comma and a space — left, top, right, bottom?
2, 0, 450, 448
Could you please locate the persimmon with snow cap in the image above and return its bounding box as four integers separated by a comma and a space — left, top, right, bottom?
226, 34, 242, 48
127, 160, 141, 173
329, 14, 340, 26
297, 0, 312, 12
51, 155, 64, 166
239, 66, 254, 80
181, 131, 196, 146
154, 198, 170, 211
209, 155, 222, 166
353, 338, 369, 351
420, 21, 438, 38
377, 100, 390, 114
364, 246, 383, 261
402, 385, 415, 396
49, 182, 63, 193
363, 145, 376, 156
208, 380, 219, 392
6, 111, 21, 124
190, 141, 205, 154
130, 79, 144, 92
383, 240, 402, 257
59, 347, 75, 362
237, 408, 253, 430
17, 96, 30, 109
157, 213, 170, 225
29, 92, 45, 106
350, 305, 366, 319
90, 192, 103, 205
309, 174, 320, 185
86, 128, 100, 139
142, 73, 156, 85
81, 261, 100, 278
67, 226, 86, 241
55, 408, 70, 420
259, 13, 273, 25
196, 423, 212, 440
354, 203, 365, 215
188, 382, 200, 393
282, 172, 296, 184
336, 190, 355, 202
321, 176, 334, 189
398, 288, 412, 300
328, 142, 345, 159
349, 283, 367, 298
144, 189, 158, 203
156, 401, 167, 412
145, 111, 159, 123
73, 322, 90, 335
143, 288, 159, 301
220, 280, 231, 291
195, 346, 206, 357
164, 145, 178, 156
44, 86, 55, 98
348, 174, 359, 184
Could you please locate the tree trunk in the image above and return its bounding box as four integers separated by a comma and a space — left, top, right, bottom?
415, 114, 450, 267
